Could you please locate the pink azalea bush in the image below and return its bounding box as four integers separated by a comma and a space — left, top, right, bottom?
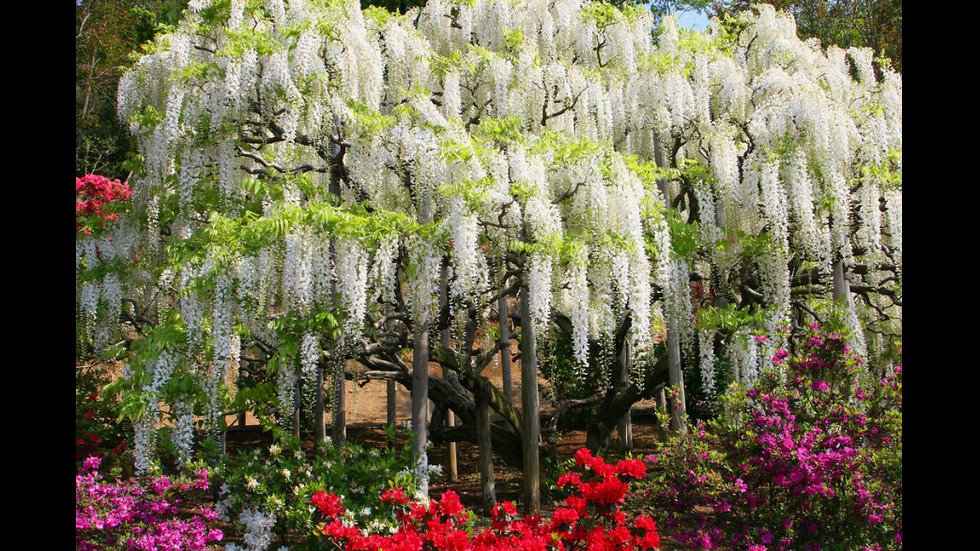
632, 324, 902, 550
75, 456, 223, 550
310, 448, 661, 550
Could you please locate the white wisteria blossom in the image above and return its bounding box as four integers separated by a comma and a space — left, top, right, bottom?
92, 0, 900, 496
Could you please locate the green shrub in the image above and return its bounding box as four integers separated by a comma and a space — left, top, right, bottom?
214, 429, 422, 549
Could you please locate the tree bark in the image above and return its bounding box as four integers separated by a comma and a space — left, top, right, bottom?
586, 352, 669, 451
360, 360, 525, 469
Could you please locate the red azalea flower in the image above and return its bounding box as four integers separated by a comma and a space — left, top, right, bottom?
564, 495, 588, 516
382, 487, 409, 505
311, 491, 345, 518
573, 447, 595, 467
550, 507, 579, 527
556, 472, 581, 488
320, 519, 361, 540
615, 458, 646, 479
580, 475, 627, 505
639, 529, 661, 549
439, 490, 466, 520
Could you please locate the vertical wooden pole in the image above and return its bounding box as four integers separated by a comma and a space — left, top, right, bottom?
412, 191, 433, 498
387, 380, 397, 427
315, 363, 325, 441
440, 264, 457, 481
293, 377, 302, 439
519, 278, 540, 516
412, 318, 429, 497
385, 309, 398, 444
655, 132, 687, 436
329, 120, 346, 449
475, 382, 496, 512
238, 363, 247, 428
332, 360, 346, 447
666, 316, 687, 435
499, 293, 513, 404
616, 337, 633, 452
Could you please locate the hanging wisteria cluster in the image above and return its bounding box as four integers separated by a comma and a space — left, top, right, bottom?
93, 0, 901, 470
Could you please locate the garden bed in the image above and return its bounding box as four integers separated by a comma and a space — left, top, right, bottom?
215, 412, 685, 550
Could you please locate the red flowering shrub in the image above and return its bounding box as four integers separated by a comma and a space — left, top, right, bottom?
310, 449, 660, 550
76, 174, 132, 236
75, 364, 129, 470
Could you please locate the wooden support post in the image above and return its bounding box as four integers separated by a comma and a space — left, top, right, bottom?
519, 279, 540, 516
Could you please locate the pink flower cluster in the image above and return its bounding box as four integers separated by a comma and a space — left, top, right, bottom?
311, 448, 661, 550
76, 174, 132, 236
635, 324, 902, 550
75, 456, 222, 550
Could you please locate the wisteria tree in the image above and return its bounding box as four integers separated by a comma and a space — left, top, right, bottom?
76, 0, 901, 515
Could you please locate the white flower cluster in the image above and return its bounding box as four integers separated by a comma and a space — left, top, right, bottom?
698, 328, 717, 396
77, 236, 127, 352
446, 197, 489, 306
334, 236, 369, 342
79, 280, 99, 323
109, 0, 901, 437
565, 253, 591, 370
406, 240, 443, 331
171, 397, 196, 467
213, 272, 240, 372
300, 331, 320, 379
277, 367, 298, 430
282, 227, 314, 315
731, 329, 761, 387
525, 252, 554, 336
368, 235, 400, 305
180, 284, 207, 354
237, 508, 277, 551
132, 413, 159, 476
148, 349, 177, 395
202, 359, 226, 431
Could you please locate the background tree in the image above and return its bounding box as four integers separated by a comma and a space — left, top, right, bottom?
708, 0, 902, 73
648, 0, 714, 20
76, 0, 190, 178
359, 0, 425, 13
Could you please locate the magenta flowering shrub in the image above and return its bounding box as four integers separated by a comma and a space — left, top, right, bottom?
75, 456, 223, 550
632, 324, 902, 550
